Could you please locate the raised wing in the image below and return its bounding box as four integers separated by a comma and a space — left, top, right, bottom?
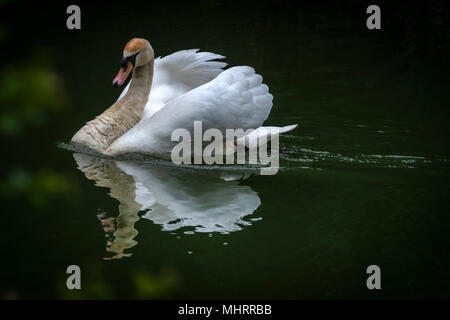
153, 49, 227, 88
118, 49, 227, 116
107, 66, 273, 157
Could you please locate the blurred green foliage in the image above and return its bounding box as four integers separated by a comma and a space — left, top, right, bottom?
0, 167, 76, 210
0, 16, 74, 210
58, 265, 178, 300
0, 62, 67, 137
132, 269, 178, 299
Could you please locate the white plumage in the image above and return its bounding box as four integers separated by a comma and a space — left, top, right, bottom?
108, 49, 297, 157
118, 49, 227, 117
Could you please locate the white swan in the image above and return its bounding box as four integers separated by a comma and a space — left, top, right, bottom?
71, 38, 297, 158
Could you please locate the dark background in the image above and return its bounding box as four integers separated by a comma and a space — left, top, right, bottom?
1, 0, 450, 299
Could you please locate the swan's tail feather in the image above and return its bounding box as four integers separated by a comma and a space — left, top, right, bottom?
237, 124, 298, 148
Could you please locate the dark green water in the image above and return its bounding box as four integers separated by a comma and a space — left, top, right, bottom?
1, 1, 450, 299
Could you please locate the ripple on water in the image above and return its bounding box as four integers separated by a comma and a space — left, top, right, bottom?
280, 145, 450, 171
59, 139, 450, 174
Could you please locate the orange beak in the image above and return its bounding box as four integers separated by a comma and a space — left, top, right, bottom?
112, 61, 132, 87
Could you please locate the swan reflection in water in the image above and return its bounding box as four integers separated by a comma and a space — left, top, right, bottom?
73, 153, 262, 260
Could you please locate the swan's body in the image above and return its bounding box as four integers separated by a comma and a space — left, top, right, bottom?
72, 38, 297, 158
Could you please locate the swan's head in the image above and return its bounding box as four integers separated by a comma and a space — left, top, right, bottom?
113, 38, 154, 87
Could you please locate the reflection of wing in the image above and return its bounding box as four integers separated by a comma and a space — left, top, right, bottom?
116, 161, 261, 234
74, 153, 261, 238
108, 66, 273, 157
118, 49, 227, 117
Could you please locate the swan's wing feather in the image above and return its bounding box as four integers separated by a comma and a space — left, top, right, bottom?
147, 66, 273, 142
159, 66, 272, 128
117, 49, 227, 103
107, 66, 273, 156
155, 49, 227, 88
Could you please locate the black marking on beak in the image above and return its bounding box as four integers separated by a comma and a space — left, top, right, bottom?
113, 80, 119, 88
119, 60, 128, 71
120, 51, 139, 70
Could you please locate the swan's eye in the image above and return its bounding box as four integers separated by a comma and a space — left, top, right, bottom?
120, 52, 139, 70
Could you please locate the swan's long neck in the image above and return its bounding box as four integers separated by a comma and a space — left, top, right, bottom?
71, 61, 154, 153
122, 61, 154, 107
